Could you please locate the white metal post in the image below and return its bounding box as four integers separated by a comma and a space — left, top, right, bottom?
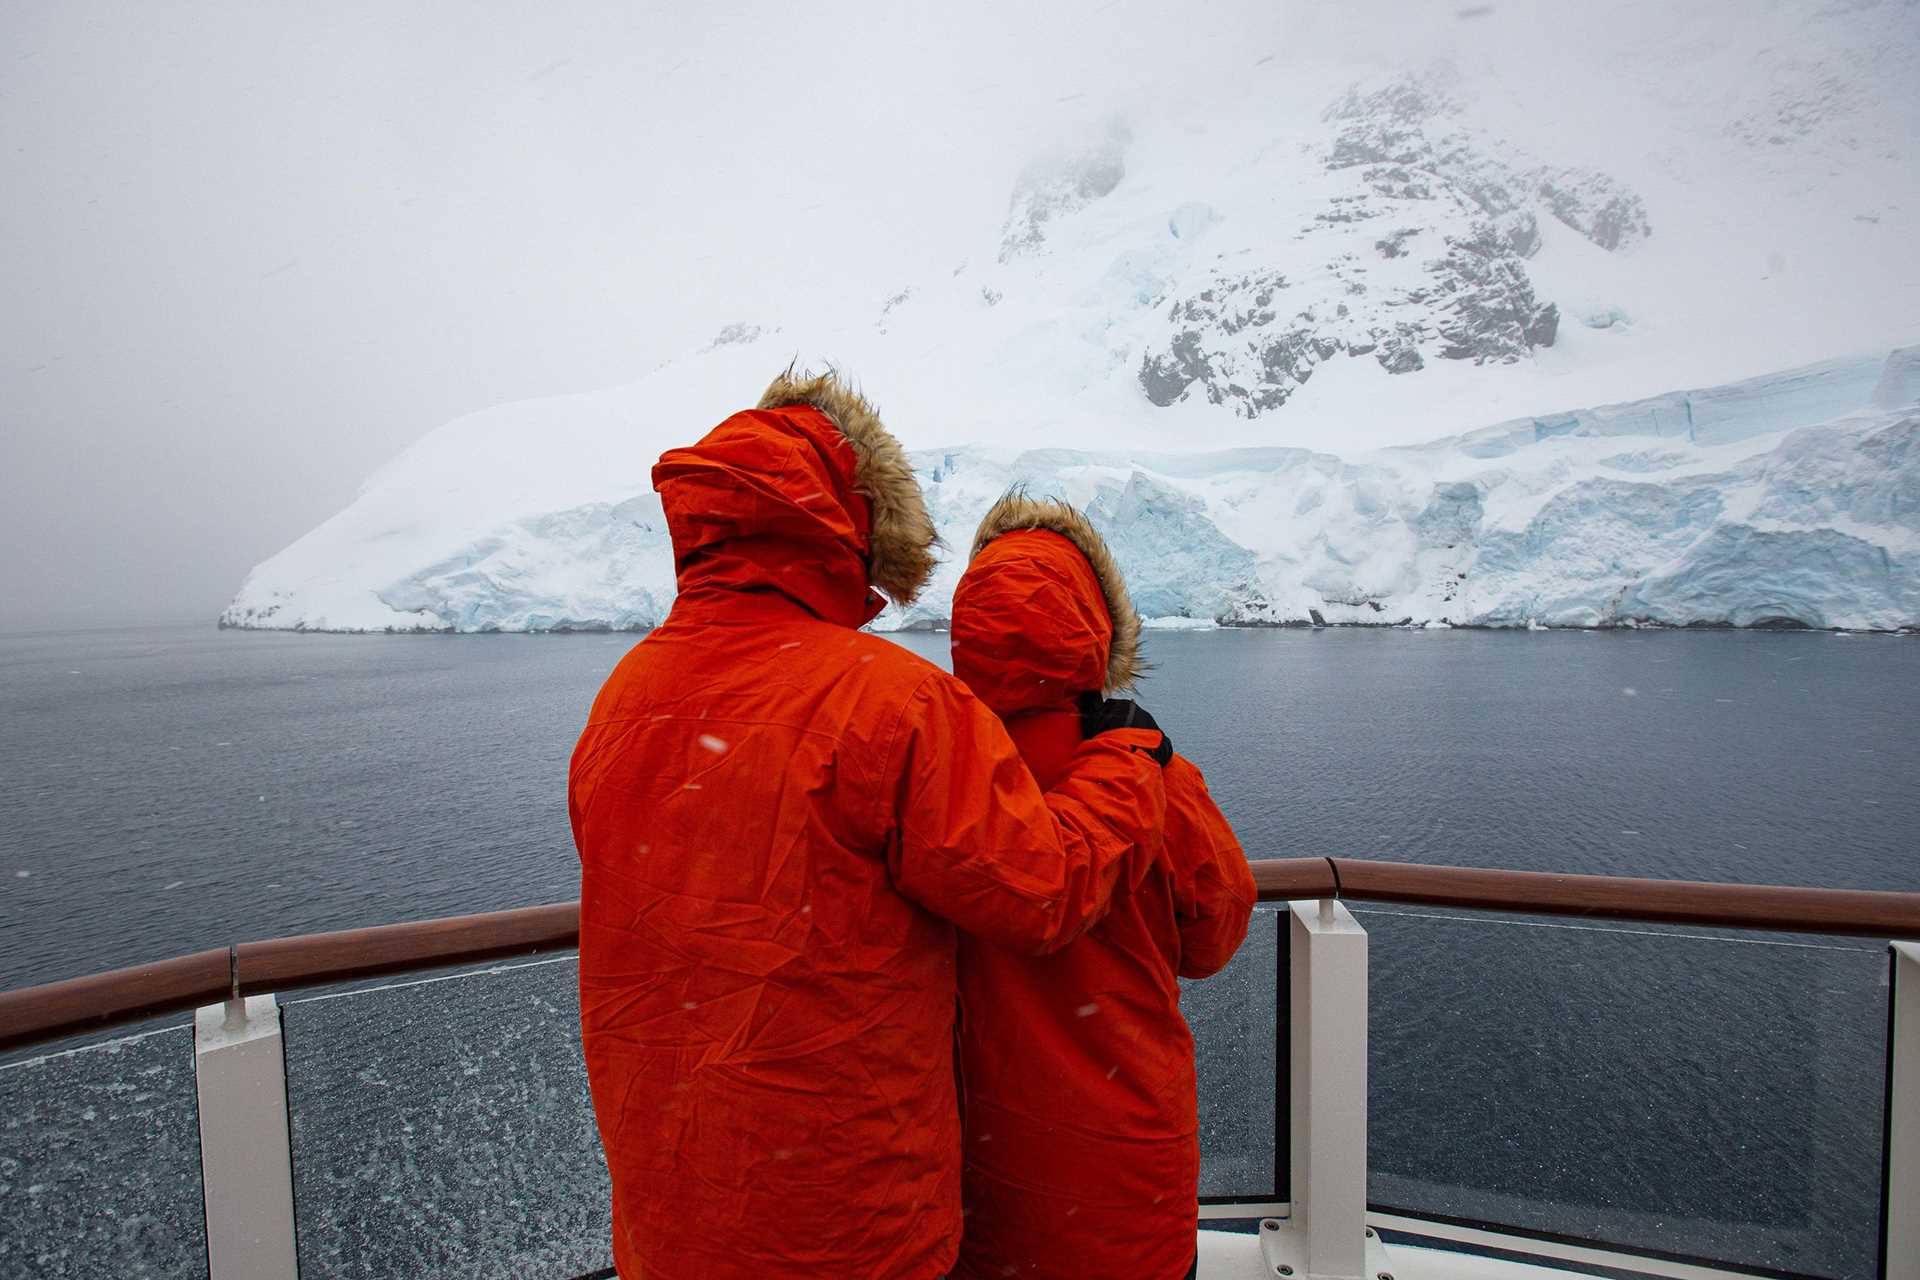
195, 994, 299, 1280
1888, 943, 1920, 1279
1258, 899, 1386, 1280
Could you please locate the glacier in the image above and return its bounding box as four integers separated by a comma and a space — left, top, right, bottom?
222, 346, 1920, 635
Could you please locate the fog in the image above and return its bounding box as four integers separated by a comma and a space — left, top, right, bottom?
3, 1, 1913, 629
0, 1, 1281, 627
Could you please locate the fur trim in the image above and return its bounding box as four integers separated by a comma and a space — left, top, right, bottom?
758, 367, 937, 605
969, 492, 1145, 692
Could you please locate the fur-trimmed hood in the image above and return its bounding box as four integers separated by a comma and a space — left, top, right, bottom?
962, 492, 1144, 696
757, 369, 937, 606
650, 368, 937, 629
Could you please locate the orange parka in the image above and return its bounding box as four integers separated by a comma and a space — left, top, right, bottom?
948, 496, 1257, 1280
568, 373, 1170, 1280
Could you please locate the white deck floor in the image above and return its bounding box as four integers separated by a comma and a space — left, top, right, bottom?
1198, 1228, 1582, 1279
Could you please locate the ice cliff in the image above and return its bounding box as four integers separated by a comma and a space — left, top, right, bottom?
222, 348, 1920, 633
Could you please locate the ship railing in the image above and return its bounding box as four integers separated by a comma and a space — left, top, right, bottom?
2, 859, 1917, 1280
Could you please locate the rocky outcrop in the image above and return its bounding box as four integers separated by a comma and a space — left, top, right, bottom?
1135, 73, 1634, 418
1533, 168, 1650, 251
1428, 224, 1559, 363
998, 122, 1130, 262
1325, 76, 1650, 253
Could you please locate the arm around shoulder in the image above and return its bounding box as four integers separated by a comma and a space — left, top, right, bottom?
1166, 755, 1257, 980
884, 672, 1167, 955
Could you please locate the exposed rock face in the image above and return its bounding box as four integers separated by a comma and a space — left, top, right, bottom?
876, 287, 915, 334
1533, 168, 1651, 251
999, 122, 1130, 262
1429, 224, 1560, 363
704, 322, 770, 350
1325, 78, 1650, 253
1138, 272, 1332, 413
1135, 73, 1635, 418
1323, 76, 1450, 165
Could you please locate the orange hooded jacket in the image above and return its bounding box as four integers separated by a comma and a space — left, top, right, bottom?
568, 373, 1170, 1280
948, 495, 1257, 1280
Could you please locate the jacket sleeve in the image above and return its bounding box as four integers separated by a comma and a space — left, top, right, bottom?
884, 671, 1167, 956
1164, 754, 1257, 980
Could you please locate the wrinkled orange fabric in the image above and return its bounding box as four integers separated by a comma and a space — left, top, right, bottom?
569, 406, 1169, 1280
950, 529, 1257, 1280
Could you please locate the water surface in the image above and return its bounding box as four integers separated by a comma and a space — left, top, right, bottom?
3, 625, 1913, 989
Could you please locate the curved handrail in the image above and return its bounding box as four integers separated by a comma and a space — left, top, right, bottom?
235, 901, 579, 997
1330, 858, 1920, 937
3, 856, 1917, 1054
0, 948, 232, 1056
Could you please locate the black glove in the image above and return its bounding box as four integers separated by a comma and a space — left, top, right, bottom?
1077, 691, 1174, 766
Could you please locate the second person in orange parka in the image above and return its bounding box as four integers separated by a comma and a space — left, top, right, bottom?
948, 494, 1258, 1280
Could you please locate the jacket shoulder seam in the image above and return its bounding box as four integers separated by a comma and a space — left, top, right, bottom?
877, 669, 944, 803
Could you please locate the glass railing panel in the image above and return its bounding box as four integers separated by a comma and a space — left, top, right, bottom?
280, 957, 611, 1279
1362, 906, 1886, 1279
1184, 904, 1282, 1201
0, 1025, 207, 1279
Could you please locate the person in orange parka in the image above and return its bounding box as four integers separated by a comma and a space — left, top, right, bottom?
569, 371, 1176, 1280
948, 494, 1258, 1280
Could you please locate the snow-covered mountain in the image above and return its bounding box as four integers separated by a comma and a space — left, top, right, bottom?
222, 0, 1920, 633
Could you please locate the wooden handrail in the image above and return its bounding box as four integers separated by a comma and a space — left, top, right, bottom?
1326, 858, 1920, 938
234, 901, 578, 998
0, 948, 231, 1055
1251, 856, 1341, 900
4, 857, 1919, 1054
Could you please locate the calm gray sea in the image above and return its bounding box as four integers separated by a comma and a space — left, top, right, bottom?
2, 624, 1916, 1278
3, 625, 1914, 989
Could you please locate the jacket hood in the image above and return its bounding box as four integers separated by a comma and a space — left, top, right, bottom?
651, 369, 937, 627
951, 493, 1144, 715
760, 368, 939, 605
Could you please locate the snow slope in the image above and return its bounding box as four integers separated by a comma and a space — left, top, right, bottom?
221, 0, 1920, 633
222, 347, 1920, 633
